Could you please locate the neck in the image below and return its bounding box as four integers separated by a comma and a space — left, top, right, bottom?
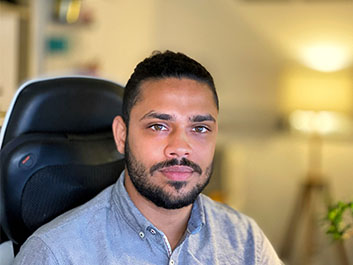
124, 172, 192, 250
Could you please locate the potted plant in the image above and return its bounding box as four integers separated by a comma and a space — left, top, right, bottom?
326, 201, 353, 265
327, 201, 353, 240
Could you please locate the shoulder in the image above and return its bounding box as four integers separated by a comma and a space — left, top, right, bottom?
198, 194, 266, 249
198, 194, 283, 264
22, 185, 114, 250
14, 185, 116, 264
199, 193, 256, 228
13, 237, 59, 265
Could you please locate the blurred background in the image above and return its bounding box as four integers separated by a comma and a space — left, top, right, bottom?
1, 0, 353, 264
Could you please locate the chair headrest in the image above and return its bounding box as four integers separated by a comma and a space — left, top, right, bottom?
0, 76, 124, 148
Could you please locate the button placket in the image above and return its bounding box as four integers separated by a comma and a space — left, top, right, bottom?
147, 226, 157, 236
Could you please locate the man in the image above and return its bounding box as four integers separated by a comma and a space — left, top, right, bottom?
13, 51, 282, 264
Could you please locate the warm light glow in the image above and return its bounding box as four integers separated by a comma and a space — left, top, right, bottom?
300, 44, 350, 72
280, 67, 353, 114
290, 110, 347, 135
281, 66, 353, 135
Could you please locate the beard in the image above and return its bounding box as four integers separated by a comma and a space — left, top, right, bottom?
124, 139, 213, 209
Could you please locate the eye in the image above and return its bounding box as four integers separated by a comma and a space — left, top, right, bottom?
192, 126, 209, 133
149, 124, 168, 131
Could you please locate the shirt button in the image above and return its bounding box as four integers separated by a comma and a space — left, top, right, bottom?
150, 228, 156, 235
169, 259, 175, 265
139, 232, 145, 238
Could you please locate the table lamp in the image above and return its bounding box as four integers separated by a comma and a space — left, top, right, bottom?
279, 65, 353, 265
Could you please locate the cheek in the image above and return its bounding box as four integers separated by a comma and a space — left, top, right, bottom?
192, 141, 216, 166
128, 133, 166, 162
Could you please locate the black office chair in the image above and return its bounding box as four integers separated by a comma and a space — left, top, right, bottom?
0, 76, 125, 253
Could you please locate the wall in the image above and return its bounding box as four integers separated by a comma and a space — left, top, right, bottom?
155, 0, 283, 130
79, 0, 159, 83
55, 0, 283, 130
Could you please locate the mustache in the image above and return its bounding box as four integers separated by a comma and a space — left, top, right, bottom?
149, 158, 202, 176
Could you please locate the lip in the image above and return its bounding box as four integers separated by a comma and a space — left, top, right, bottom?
159, 166, 194, 181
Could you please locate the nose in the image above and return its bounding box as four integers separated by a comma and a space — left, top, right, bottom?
164, 129, 192, 159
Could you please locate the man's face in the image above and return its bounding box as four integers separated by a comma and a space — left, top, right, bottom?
116, 77, 218, 209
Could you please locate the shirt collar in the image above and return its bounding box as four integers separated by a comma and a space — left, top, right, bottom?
187, 195, 205, 234
111, 170, 205, 235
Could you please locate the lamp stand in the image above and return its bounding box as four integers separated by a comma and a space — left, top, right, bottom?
280, 133, 350, 265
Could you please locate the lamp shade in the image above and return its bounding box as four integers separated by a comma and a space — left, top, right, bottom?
280, 66, 353, 114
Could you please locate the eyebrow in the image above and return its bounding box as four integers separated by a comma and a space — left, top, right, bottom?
140, 111, 215, 123
140, 111, 175, 121
190, 114, 216, 123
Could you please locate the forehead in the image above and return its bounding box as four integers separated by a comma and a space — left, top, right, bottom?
133, 78, 218, 118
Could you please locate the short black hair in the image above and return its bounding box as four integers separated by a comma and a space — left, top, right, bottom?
122, 50, 219, 125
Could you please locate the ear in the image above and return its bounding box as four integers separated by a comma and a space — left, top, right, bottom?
112, 115, 127, 154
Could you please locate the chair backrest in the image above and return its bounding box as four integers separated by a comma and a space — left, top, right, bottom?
0, 76, 125, 247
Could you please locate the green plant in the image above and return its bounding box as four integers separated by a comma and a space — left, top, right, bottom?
326, 201, 353, 240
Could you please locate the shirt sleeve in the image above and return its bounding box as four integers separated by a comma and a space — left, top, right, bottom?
245, 217, 283, 265
12, 236, 59, 265
258, 234, 284, 265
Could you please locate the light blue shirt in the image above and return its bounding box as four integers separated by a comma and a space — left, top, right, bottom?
13, 172, 283, 265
